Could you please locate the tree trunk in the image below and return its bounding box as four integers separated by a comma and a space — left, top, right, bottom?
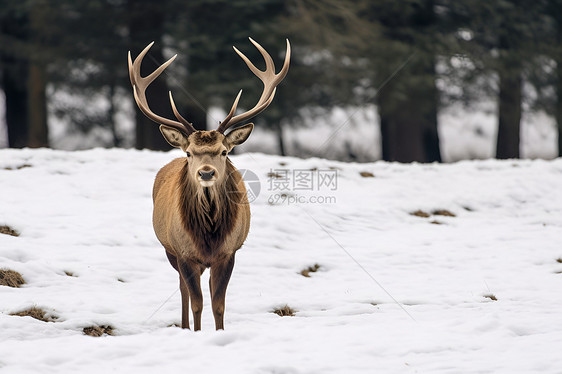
108, 83, 121, 147
496, 66, 522, 159
377, 55, 441, 163
2, 61, 29, 148
275, 122, 286, 156
1, 8, 30, 148
128, 0, 176, 150
553, 12, 562, 157
27, 63, 49, 147
558, 62, 562, 157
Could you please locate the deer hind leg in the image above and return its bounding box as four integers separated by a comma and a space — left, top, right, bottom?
178, 259, 204, 331
209, 254, 236, 330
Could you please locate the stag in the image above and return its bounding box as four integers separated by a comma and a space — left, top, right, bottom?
128, 38, 290, 330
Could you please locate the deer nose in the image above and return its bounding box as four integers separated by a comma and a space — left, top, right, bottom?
199, 169, 215, 181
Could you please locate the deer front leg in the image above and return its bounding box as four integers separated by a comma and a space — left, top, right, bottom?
209, 254, 236, 330
164, 251, 190, 329
178, 259, 204, 331
179, 275, 190, 329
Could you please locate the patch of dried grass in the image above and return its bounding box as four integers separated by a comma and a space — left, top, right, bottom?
359, 171, 374, 178
410, 210, 430, 218
483, 294, 497, 301
300, 264, 320, 277
267, 172, 284, 179
272, 305, 296, 317
0, 225, 19, 237
10, 307, 57, 322
0, 269, 25, 287
432, 209, 456, 217
3, 164, 32, 171
83, 325, 114, 337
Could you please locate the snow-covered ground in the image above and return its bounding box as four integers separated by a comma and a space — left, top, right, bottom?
1, 148, 561, 373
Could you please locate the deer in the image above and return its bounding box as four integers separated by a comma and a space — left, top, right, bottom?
128, 38, 290, 330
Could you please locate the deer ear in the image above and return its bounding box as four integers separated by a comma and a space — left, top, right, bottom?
225, 123, 254, 150
160, 125, 189, 151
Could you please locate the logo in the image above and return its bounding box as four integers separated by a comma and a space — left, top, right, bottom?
226, 169, 261, 204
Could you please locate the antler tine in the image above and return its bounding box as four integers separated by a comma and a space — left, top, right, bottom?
249, 37, 276, 75
128, 42, 196, 135
169, 92, 195, 128
220, 90, 243, 127
217, 38, 291, 134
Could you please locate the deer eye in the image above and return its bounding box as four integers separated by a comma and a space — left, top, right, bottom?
221, 150, 227, 156
186, 151, 191, 157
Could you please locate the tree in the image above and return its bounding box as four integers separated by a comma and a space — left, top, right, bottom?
444, 0, 548, 159
0, 1, 49, 147
0, 5, 30, 148
371, 0, 442, 162
282, 0, 442, 162
26, 1, 49, 147
545, 0, 562, 157
127, 0, 176, 150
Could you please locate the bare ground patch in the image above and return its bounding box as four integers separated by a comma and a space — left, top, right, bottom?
83, 325, 114, 337
410, 210, 431, 218
0, 225, 19, 237
432, 209, 456, 217
300, 264, 320, 277
273, 305, 296, 317
3, 164, 32, 171
10, 307, 58, 322
0, 269, 25, 287
359, 171, 374, 178
411, 209, 457, 222
267, 171, 284, 179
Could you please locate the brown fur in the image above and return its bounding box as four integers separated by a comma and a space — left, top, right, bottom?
129, 37, 289, 332
191, 131, 220, 146
152, 149, 250, 331
178, 159, 242, 260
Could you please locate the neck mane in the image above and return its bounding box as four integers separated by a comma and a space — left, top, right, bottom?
179, 159, 241, 255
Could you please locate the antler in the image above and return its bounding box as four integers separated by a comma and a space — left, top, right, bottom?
217, 38, 291, 134
128, 42, 196, 136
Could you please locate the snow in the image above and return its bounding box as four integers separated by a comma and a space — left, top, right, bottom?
1, 148, 561, 373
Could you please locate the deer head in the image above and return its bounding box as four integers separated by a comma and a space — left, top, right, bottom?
128, 38, 291, 188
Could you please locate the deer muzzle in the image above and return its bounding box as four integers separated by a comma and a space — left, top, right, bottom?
199, 169, 215, 181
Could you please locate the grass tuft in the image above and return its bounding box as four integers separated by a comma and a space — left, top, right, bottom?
483, 293, 497, 301
0, 225, 19, 237
267, 172, 284, 179
83, 325, 114, 337
410, 210, 430, 218
432, 209, 456, 217
0, 269, 25, 287
10, 307, 57, 322
3, 164, 32, 171
300, 264, 320, 277
359, 171, 374, 178
556, 258, 562, 264
273, 305, 296, 317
